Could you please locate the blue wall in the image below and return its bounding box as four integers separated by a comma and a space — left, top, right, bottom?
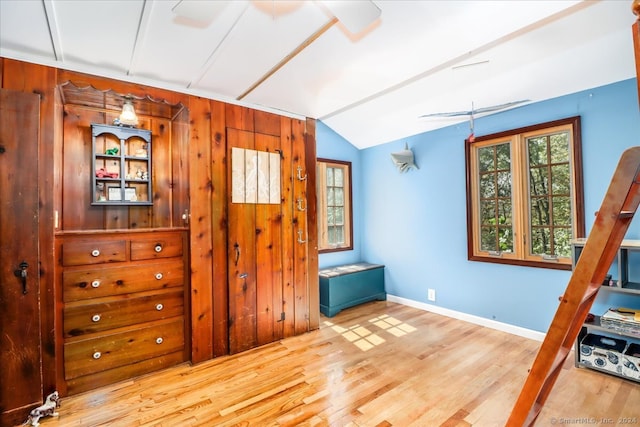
317, 78, 640, 333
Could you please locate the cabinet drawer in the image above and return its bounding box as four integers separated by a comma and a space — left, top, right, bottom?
130, 234, 183, 260
63, 259, 184, 302
66, 351, 186, 396
62, 240, 126, 266
64, 318, 184, 380
64, 289, 184, 338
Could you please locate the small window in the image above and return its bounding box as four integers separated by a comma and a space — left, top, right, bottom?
317, 159, 353, 253
466, 116, 584, 269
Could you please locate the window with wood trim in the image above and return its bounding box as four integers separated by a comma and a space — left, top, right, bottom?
317, 159, 353, 253
466, 116, 584, 269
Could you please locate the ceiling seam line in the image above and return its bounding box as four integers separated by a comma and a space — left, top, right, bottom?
236, 16, 338, 101
42, 0, 63, 61
127, 0, 154, 77
188, 2, 251, 89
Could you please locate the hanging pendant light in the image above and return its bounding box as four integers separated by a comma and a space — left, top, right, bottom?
118, 96, 138, 127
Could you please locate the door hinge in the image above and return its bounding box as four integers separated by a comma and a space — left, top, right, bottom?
278, 312, 285, 322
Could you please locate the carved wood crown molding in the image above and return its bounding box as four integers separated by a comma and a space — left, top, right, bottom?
58, 81, 186, 120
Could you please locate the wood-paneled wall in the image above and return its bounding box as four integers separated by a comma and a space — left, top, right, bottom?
1, 59, 59, 412
0, 88, 45, 427
188, 101, 319, 360
0, 57, 318, 415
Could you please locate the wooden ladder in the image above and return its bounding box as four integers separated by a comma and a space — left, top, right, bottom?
506, 147, 640, 425
507, 6, 640, 424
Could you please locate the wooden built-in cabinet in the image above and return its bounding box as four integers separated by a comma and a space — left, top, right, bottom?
0, 57, 318, 423
57, 230, 189, 395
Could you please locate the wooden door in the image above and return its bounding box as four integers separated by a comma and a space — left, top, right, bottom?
0, 89, 42, 425
227, 129, 284, 354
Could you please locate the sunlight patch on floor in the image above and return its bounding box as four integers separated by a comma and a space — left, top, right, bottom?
323, 314, 416, 352
370, 314, 417, 337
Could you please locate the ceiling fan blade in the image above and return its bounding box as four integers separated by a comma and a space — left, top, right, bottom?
419, 99, 530, 118
419, 110, 473, 118
319, 0, 381, 34
172, 0, 229, 26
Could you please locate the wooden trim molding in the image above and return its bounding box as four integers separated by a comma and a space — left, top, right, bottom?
633, 0, 640, 103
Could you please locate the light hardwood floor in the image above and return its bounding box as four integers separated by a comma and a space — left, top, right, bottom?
37, 301, 639, 426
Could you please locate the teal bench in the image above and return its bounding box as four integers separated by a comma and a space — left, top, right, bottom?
319, 262, 386, 317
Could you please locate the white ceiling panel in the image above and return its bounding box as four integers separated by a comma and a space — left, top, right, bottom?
50, 0, 145, 73
130, 1, 248, 87
0, 0, 636, 149
244, 1, 586, 120
319, 0, 636, 148
0, 0, 56, 61
193, 1, 330, 98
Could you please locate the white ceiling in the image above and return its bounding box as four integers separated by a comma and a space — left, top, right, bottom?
0, 0, 636, 149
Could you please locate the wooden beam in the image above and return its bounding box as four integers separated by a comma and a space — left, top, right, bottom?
236, 17, 338, 101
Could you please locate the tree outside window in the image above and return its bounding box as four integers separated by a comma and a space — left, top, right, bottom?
317, 159, 353, 252
466, 117, 584, 269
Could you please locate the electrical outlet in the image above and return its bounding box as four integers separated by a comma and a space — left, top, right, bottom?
427, 288, 436, 302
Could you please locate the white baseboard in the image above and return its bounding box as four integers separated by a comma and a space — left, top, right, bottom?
386, 294, 546, 342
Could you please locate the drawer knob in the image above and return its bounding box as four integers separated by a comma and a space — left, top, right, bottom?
92, 314, 101, 322
156, 303, 164, 311
156, 337, 164, 344
155, 273, 163, 280
91, 249, 100, 257
93, 351, 101, 360
91, 280, 101, 288
154, 244, 163, 253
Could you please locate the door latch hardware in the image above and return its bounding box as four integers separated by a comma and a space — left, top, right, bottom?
234, 243, 240, 266
239, 272, 248, 292
14, 261, 28, 294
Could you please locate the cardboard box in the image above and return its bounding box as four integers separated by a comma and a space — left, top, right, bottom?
601, 309, 640, 337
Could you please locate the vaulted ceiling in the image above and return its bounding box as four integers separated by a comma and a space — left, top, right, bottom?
0, 0, 636, 148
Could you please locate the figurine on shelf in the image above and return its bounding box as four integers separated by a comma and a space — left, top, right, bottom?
96, 168, 118, 178
135, 168, 148, 181
135, 146, 147, 157
96, 182, 106, 201
105, 147, 119, 155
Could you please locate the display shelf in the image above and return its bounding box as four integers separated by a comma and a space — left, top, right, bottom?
91, 123, 152, 206
572, 238, 640, 383
583, 315, 640, 339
